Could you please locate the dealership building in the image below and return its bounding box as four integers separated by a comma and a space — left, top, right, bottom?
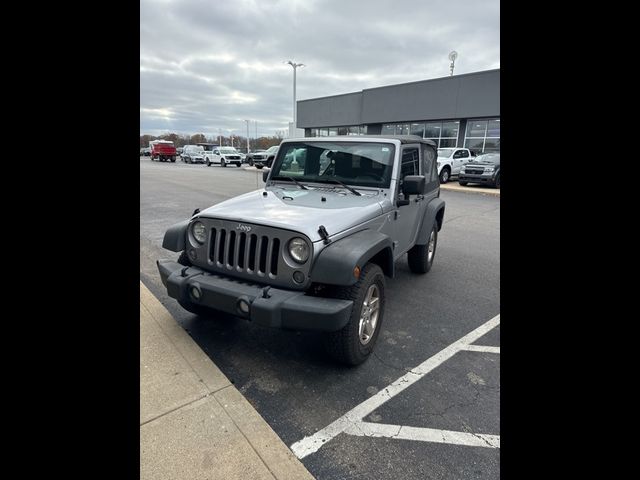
296, 68, 500, 153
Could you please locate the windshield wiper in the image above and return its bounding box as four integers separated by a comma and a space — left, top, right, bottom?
271, 175, 308, 190
317, 178, 361, 196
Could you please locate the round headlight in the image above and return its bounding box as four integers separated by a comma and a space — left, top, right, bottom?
191, 221, 207, 244
288, 237, 309, 264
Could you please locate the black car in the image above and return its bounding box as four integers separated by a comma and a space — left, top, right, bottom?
252, 146, 279, 169
458, 153, 500, 188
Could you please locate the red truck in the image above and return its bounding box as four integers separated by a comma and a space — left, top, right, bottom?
150, 140, 177, 162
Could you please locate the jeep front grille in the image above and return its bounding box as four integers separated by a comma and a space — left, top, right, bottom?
209, 228, 281, 278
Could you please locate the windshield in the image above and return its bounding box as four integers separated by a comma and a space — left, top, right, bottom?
266, 146, 279, 153
270, 142, 395, 189
219, 148, 237, 154
475, 153, 500, 164
437, 148, 454, 158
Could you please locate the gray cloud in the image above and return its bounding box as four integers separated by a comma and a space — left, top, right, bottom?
140, 0, 499, 137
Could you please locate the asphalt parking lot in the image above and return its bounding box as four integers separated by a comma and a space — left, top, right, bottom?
140, 156, 500, 479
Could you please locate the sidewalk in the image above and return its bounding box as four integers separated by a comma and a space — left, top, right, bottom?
140, 282, 314, 480
440, 182, 500, 197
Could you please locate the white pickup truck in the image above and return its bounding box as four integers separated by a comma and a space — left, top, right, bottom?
436, 147, 476, 183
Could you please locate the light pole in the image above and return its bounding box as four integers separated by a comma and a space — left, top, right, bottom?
244, 119, 250, 153
285, 60, 305, 131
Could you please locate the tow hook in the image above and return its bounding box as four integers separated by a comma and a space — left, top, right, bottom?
262, 286, 272, 299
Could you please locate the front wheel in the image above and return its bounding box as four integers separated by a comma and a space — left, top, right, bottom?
249, 159, 254, 166
407, 222, 438, 274
236, 162, 241, 167
493, 173, 500, 189
221, 159, 226, 167
206, 159, 211, 167
324, 263, 385, 366
439, 167, 450, 184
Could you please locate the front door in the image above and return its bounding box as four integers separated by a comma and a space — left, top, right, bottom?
394, 145, 423, 257
451, 149, 469, 175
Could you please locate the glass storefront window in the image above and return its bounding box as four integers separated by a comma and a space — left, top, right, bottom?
359, 125, 368, 135
424, 122, 441, 138
467, 120, 487, 137
319, 128, 329, 137
338, 126, 348, 135
464, 118, 500, 153
464, 138, 485, 151
347, 126, 359, 136
487, 119, 500, 137
441, 121, 459, 138
410, 123, 425, 137
328, 128, 338, 136
382, 124, 395, 135
439, 138, 457, 148
396, 124, 409, 135
483, 138, 500, 152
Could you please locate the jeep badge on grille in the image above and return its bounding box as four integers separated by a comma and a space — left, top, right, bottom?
236, 223, 252, 232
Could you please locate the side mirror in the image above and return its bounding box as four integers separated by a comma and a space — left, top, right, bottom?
262, 170, 269, 182
402, 175, 425, 196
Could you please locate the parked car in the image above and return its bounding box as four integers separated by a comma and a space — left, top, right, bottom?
458, 153, 500, 188
140, 147, 151, 156
157, 135, 444, 365
182, 145, 206, 164
176, 147, 184, 156
435, 147, 475, 183
245, 149, 266, 166
203, 147, 243, 167
253, 145, 279, 169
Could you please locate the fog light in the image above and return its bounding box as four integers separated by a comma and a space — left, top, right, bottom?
188, 249, 197, 260
190, 286, 201, 301
237, 297, 250, 314
293, 271, 305, 284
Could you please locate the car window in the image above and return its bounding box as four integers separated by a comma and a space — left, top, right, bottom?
460, 150, 469, 158
453, 150, 463, 159
270, 141, 395, 188
422, 144, 436, 182
401, 147, 419, 180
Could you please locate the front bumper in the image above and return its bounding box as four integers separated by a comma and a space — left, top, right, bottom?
458, 173, 496, 184
157, 260, 353, 331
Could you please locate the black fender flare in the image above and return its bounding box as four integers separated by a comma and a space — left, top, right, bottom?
310, 230, 394, 286
162, 219, 190, 252
416, 198, 445, 245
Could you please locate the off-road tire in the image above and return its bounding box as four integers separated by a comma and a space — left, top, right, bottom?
407, 222, 438, 274
439, 167, 450, 184
324, 263, 385, 366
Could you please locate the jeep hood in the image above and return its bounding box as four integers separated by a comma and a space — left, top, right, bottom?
198, 187, 385, 242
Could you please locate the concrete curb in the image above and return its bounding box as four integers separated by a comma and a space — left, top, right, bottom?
440, 183, 500, 197
140, 282, 314, 480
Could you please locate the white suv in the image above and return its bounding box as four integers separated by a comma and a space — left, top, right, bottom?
204, 147, 243, 167
436, 148, 475, 183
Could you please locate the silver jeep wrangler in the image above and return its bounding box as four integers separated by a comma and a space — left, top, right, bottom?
157, 135, 445, 365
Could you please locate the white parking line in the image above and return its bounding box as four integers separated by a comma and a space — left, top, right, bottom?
461, 345, 500, 354
344, 422, 500, 448
290, 314, 500, 459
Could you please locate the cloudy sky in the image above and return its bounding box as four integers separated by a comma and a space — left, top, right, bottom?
140, 0, 499, 137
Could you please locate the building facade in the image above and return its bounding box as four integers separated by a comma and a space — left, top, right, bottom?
296, 69, 500, 153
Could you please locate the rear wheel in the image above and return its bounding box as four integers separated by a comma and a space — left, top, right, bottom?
407, 222, 438, 274
249, 159, 254, 166
459, 181, 468, 186
171, 157, 176, 163
324, 263, 385, 366
439, 167, 450, 184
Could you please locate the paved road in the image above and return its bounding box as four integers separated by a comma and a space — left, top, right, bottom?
140, 157, 500, 480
